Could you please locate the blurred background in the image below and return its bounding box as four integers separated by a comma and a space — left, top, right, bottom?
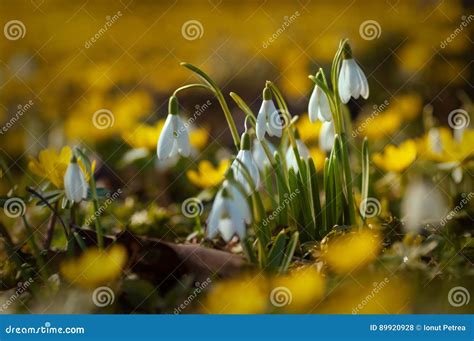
0, 0, 472, 195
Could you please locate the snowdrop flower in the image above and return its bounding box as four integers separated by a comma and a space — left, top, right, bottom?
319, 120, 335, 152
157, 96, 190, 160
256, 87, 283, 140
428, 128, 443, 155
286, 132, 310, 172
308, 84, 332, 122
338, 43, 369, 104
64, 155, 88, 203
252, 138, 275, 171
231, 133, 260, 194
207, 181, 251, 242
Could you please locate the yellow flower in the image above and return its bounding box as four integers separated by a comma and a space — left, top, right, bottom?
393, 94, 422, 120
373, 140, 417, 173
419, 128, 474, 163
28, 146, 95, 189
60, 245, 127, 289
203, 274, 268, 314
271, 267, 325, 312
123, 120, 209, 151
323, 230, 381, 274
356, 111, 401, 140
186, 159, 229, 189
309, 147, 326, 171
296, 115, 322, 144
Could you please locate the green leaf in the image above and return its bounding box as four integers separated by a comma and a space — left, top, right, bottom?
279, 231, 299, 274
267, 231, 288, 272
308, 158, 323, 234
361, 137, 370, 222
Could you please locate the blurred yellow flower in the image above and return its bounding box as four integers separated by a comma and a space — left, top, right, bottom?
60, 245, 127, 289
123, 120, 209, 152
373, 140, 417, 173
186, 159, 229, 189
323, 230, 381, 274
271, 267, 325, 312
398, 42, 432, 73
203, 275, 268, 314
296, 115, 322, 144
393, 94, 422, 120
419, 128, 474, 163
28, 146, 95, 189
309, 147, 326, 171
356, 111, 401, 140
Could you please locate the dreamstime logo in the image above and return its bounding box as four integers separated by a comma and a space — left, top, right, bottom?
359, 20, 381, 40
267, 109, 290, 133
181, 197, 203, 218
174, 278, 212, 314
359, 197, 381, 218
92, 109, 115, 130
84, 188, 122, 227
0, 100, 34, 135
440, 15, 474, 49
92, 286, 115, 307
448, 109, 470, 131
269, 286, 292, 307
84, 11, 122, 48
262, 11, 301, 48
352, 277, 390, 314
262, 189, 300, 227
3, 197, 26, 218
448, 286, 470, 307
440, 192, 473, 227
181, 20, 204, 41
352, 100, 390, 138
4, 20, 26, 40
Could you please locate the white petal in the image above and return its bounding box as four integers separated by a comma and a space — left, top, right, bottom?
207, 190, 225, 238
296, 139, 310, 159
308, 87, 319, 123
356, 63, 369, 99
230, 185, 251, 224
64, 163, 88, 203
319, 120, 335, 152
338, 60, 351, 104
256, 101, 267, 141
225, 199, 246, 241
218, 218, 235, 242
252, 139, 274, 171
265, 100, 282, 137
285, 147, 298, 172
242, 150, 260, 190
347, 59, 361, 99
175, 116, 190, 157
452, 167, 463, 184
428, 128, 443, 154
157, 114, 176, 160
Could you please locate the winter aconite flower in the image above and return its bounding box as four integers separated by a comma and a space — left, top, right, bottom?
308, 83, 331, 123
64, 155, 89, 203
231, 132, 260, 194
186, 159, 230, 189
207, 181, 251, 242
319, 120, 335, 152
338, 43, 369, 103
256, 86, 282, 141
157, 95, 190, 160
373, 140, 417, 173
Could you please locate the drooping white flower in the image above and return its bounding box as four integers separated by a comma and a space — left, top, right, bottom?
338, 44, 369, 104
319, 120, 335, 152
256, 87, 283, 140
308, 84, 332, 122
64, 155, 88, 203
207, 181, 251, 242
231, 133, 260, 194
252, 138, 275, 171
157, 96, 190, 160
286, 138, 310, 172
428, 128, 443, 154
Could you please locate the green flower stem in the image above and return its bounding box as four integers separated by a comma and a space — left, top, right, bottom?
172, 83, 211, 96
180, 62, 241, 150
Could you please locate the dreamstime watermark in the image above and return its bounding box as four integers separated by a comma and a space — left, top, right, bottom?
174, 278, 212, 314
262, 188, 300, 227
0, 277, 34, 313
440, 15, 474, 49
447, 286, 470, 307
84, 11, 123, 48
359, 20, 381, 40
181, 20, 204, 41
176, 99, 212, 137
262, 11, 301, 48
0, 100, 34, 135
448, 109, 470, 131
359, 197, 381, 218
3, 197, 26, 218
5, 322, 85, 335
440, 192, 473, 227
269, 286, 292, 307
352, 100, 390, 138
181, 197, 204, 218
84, 188, 122, 227
92, 109, 115, 129
4, 20, 26, 40
92, 286, 115, 307
352, 277, 390, 314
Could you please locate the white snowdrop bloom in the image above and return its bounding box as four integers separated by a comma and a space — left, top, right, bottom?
256, 87, 283, 140
338, 44, 369, 104
252, 138, 275, 171
231, 133, 260, 194
428, 128, 443, 155
401, 181, 448, 232
286, 138, 310, 172
308, 84, 332, 122
207, 182, 251, 242
319, 120, 335, 152
157, 96, 190, 160
64, 156, 88, 203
